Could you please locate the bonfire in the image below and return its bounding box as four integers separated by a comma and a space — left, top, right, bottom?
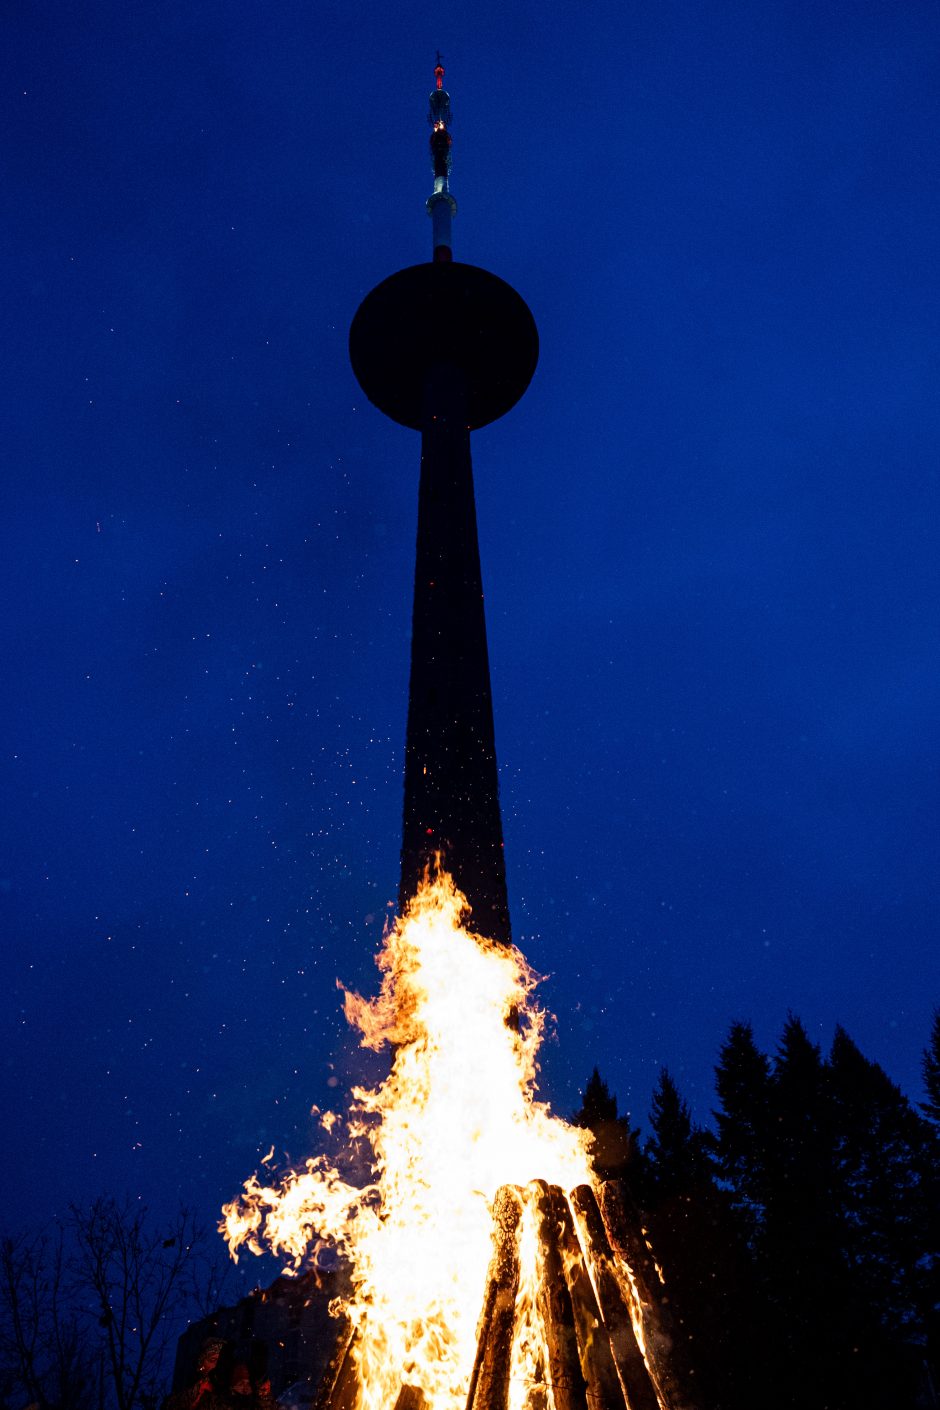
222, 871, 682, 1410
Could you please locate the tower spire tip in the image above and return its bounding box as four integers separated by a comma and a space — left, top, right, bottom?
427, 54, 455, 260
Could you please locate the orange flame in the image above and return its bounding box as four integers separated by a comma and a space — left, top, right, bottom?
221, 871, 594, 1410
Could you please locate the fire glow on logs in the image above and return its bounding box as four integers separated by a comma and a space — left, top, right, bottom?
221, 873, 675, 1410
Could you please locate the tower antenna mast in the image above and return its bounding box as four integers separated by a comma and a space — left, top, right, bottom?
427, 55, 456, 260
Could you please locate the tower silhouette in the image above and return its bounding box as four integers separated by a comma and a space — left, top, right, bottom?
349, 62, 537, 943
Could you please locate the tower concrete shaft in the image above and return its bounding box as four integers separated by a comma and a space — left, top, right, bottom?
401, 364, 509, 942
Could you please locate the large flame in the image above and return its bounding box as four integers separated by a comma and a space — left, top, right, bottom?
221, 870, 594, 1410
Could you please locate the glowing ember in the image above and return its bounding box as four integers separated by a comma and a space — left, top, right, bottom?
221, 870, 595, 1410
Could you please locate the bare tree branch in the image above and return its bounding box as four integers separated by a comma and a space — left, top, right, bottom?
0, 1227, 94, 1410
1, 1199, 229, 1410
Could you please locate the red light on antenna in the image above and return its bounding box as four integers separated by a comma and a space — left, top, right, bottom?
435, 64, 444, 91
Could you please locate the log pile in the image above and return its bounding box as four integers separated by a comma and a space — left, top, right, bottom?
465, 1181, 670, 1410
319, 1181, 694, 1410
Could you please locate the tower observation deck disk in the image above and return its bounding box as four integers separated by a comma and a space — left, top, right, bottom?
349, 262, 538, 432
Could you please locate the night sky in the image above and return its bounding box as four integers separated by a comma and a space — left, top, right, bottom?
3, 0, 938, 1249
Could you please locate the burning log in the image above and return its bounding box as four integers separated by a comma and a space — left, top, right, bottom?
466, 1187, 523, 1410
459, 1181, 697, 1410
568, 1186, 662, 1410
596, 1185, 665, 1319
593, 1184, 698, 1410
394, 1387, 429, 1410
310, 1180, 700, 1410
543, 1187, 627, 1410
531, 1181, 588, 1410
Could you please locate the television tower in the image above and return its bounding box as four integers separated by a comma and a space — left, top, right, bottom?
349, 60, 538, 944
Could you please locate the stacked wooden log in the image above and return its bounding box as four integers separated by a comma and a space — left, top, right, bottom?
465, 1186, 524, 1410
318, 1181, 695, 1410
465, 1182, 670, 1410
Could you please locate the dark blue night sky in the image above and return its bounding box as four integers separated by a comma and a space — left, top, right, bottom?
2, 0, 938, 1244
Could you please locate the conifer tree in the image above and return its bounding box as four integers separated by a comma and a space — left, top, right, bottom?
574, 1067, 643, 1187
829, 1025, 933, 1351
919, 1011, 940, 1395
713, 1021, 772, 1244
576, 1066, 619, 1127
922, 1009, 940, 1126
759, 1019, 841, 1404
646, 1068, 712, 1198
766, 1016, 833, 1235
646, 1067, 764, 1410
756, 1018, 933, 1410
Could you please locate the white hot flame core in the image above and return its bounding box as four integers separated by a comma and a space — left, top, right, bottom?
221, 871, 594, 1410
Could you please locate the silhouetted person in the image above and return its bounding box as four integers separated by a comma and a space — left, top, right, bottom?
164, 1339, 233, 1410
228, 1361, 277, 1410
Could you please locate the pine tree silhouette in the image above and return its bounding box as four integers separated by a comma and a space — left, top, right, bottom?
577, 1010, 940, 1410
647, 1068, 711, 1197
574, 1066, 642, 1186
830, 1026, 933, 1342
920, 1010, 940, 1392
922, 1009, 940, 1126
646, 1067, 763, 1410
713, 1021, 772, 1247
712, 1016, 936, 1409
